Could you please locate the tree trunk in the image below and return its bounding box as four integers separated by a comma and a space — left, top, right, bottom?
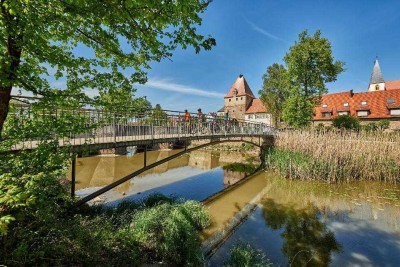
0, 87, 12, 140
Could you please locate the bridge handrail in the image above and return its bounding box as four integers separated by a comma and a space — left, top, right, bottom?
6, 102, 277, 150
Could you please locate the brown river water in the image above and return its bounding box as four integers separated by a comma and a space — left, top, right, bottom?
68, 149, 400, 266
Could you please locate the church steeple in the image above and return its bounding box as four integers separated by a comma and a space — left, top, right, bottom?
368, 57, 385, 91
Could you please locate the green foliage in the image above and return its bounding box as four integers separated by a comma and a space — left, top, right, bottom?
332, 115, 360, 130
378, 119, 390, 130
284, 30, 345, 98
362, 122, 378, 132
224, 242, 272, 267
282, 88, 314, 128
1, 194, 211, 266
223, 163, 257, 174
259, 63, 290, 127
130, 199, 211, 266
0, 0, 216, 135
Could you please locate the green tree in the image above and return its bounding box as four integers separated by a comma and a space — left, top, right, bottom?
332, 115, 360, 130
259, 63, 290, 127
0, 0, 216, 138
282, 30, 344, 127
284, 30, 345, 98
378, 119, 390, 131
282, 88, 314, 128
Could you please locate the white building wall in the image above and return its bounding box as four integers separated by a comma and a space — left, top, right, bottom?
368, 82, 385, 92
245, 113, 272, 125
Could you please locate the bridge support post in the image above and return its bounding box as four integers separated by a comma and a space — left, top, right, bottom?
71, 155, 76, 198
260, 135, 275, 168
144, 146, 147, 167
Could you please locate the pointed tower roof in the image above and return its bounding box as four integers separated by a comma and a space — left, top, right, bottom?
370, 58, 384, 84
224, 74, 256, 98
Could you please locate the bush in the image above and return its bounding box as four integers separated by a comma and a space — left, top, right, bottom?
332, 115, 360, 130
1, 193, 211, 266
378, 119, 390, 130
224, 242, 272, 267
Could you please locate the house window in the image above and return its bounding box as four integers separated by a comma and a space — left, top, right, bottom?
249, 114, 253, 119
322, 112, 331, 118
241, 97, 243, 100
357, 111, 368, 117
338, 111, 349, 116
390, 109, 400, 116
229, 99, 231, 102
387, 98, 395, 104
236, 98, 238, 101
361, 101, 367, 106
322, 104, 328, 108
343, 102, 349, 107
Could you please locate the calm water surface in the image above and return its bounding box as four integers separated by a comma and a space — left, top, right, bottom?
69, 151, 400, 266
69, 149, 258, 205
208, 172, 400, 267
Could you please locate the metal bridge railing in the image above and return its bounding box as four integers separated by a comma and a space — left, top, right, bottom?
7, 104, 276, 150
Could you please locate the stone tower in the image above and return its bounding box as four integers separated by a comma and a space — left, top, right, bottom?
368, 58, 385, 91
224, 74, 255, 120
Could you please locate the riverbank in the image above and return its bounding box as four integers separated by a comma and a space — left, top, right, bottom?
266, 130, 400, 183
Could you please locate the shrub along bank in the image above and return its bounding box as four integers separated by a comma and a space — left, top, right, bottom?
266, 130, 400, 183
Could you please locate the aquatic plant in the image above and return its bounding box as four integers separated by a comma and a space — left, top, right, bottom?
267, 130, 400, 183
223, 163, 258, 174
224, 242, 272, 267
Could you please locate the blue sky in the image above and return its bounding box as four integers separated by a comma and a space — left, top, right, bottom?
134, 0, 400, 113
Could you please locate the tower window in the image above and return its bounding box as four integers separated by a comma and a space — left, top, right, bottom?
229, 99, 231, 102
236, 98, 238, 101
375, 85, 379, 90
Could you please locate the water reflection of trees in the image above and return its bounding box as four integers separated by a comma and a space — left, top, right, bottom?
261, 199, 341, 267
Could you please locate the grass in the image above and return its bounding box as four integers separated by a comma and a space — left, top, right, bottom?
1, 193, 211, 267
267, 130, 400, 183
224, 242, 272, 267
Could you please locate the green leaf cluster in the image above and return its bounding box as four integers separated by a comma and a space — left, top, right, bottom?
0, 0, 216, 135
332, 115, 360, 130
260, 30, 345, 128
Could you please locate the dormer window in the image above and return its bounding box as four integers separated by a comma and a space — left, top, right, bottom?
322, 112, 331, 118
322, 104, 328, 108
233, 88, 238, 96
361, 101, 367, 106
387, 98, 395, 104
343, 102, 349, 107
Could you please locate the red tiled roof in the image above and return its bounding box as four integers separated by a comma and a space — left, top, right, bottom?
245, 99, 267, 113
386, 80, 400, 90
225, 74, 256, 99
313, 89, 400, 120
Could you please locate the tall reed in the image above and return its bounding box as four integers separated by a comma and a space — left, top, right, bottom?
266, 130, 400, 183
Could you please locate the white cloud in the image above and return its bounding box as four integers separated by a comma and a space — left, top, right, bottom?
245, 18, 288, 43
142, 78, 225, 98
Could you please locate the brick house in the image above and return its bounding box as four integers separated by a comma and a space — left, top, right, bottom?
313, 59, 400, 129
220, 74, 271, 125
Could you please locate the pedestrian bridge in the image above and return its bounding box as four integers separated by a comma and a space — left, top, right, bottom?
9, 103, 277, 152
7, 101, 277, 205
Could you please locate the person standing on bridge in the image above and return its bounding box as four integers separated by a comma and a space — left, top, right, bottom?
197, 108, 205, 123
184, 109, 191, 132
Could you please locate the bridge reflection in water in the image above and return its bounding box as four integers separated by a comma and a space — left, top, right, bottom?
67, 149, 260, 204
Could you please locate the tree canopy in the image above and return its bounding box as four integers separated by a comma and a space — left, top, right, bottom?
284, 30, 345, 98
0, 0, 216, 136
259, 63, 290, 127
280, 30, 344, 127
